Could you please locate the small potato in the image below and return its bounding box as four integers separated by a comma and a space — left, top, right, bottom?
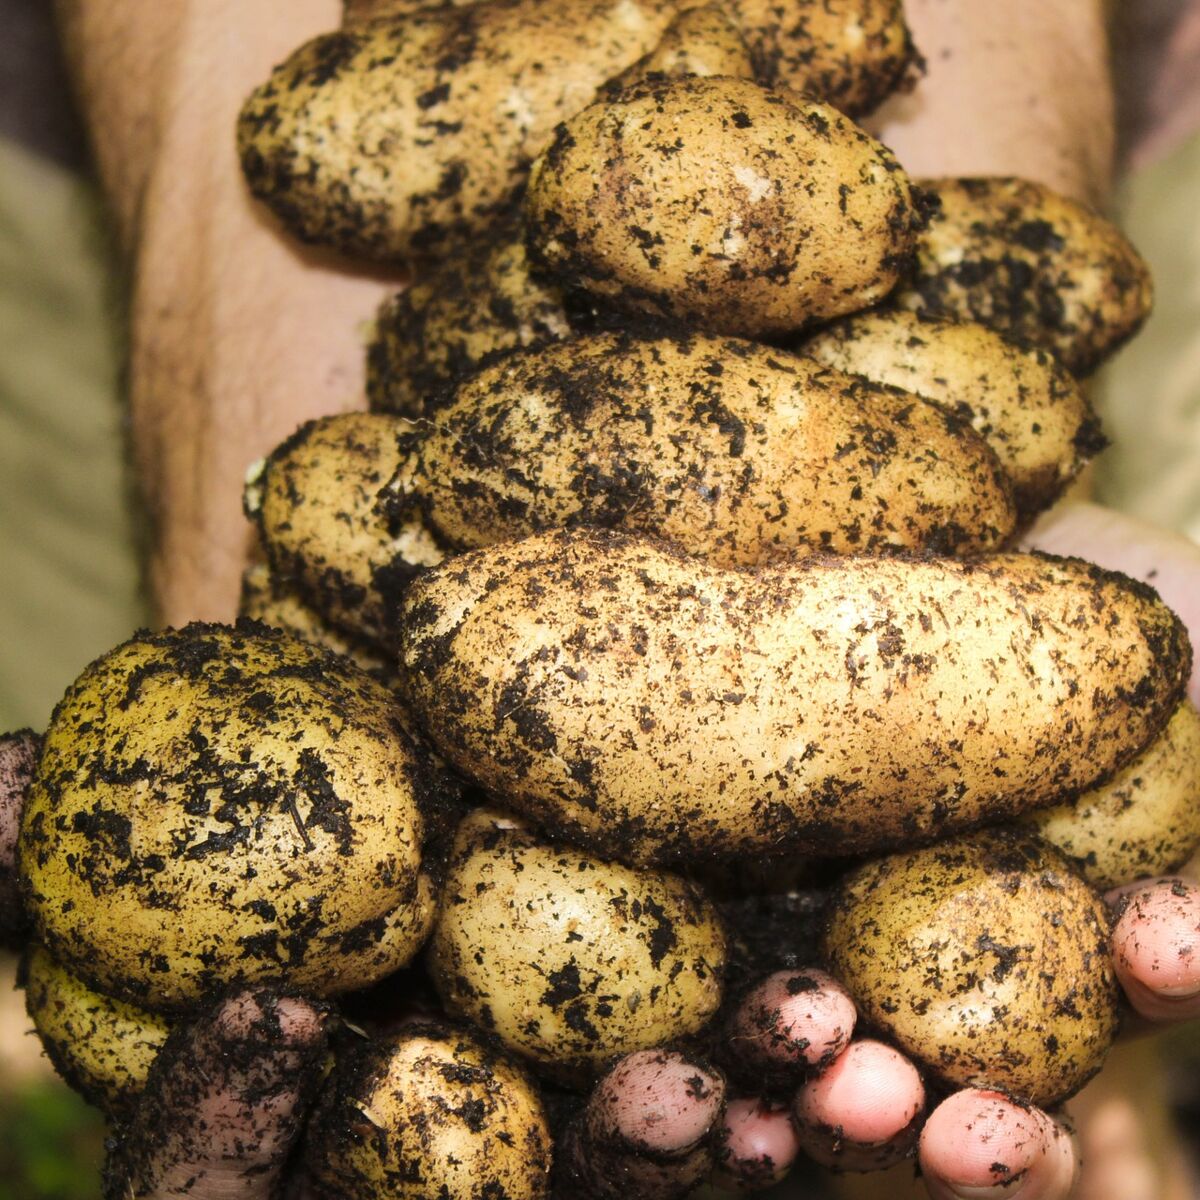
428, 810, 727, 1080
397, 530, 1190, 865
367, 229, 571, 419
244, 414, 442, 643
823, 829, 1120, 1107
1022, 701, 1200, 891
387, 331, 1016, 565
525, 76, 922, 339
306, 1022, 552, 1200
894, 177, 1154, 376
23, 944, 171, 1116
800, 309, 1104, 520
239, 0, 681, 262
19, 623, 438, 1012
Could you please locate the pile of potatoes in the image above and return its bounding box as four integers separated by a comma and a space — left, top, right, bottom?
7, 1, 1199, 1198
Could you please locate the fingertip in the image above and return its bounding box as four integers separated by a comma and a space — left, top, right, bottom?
1112, 881, 1200, 1015
713, 1098, 799, 1191
731, 968, 857, 1072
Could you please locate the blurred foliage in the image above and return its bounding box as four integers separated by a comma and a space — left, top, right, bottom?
0, 1080, 104, 1200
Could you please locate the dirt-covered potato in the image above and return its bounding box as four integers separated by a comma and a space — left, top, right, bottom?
367, 229, 571, 419
239, 0, 683, 263
823, 829, 1120, 1106
894, 178, 1154, 376
19, 622, 439, 1013
386, 331, 1016, 566
22, 944, 171, 1116
525, 76, 923, 339
800, 309, 1104, 521
428, 811, 726, 1080
244, 414, 441, 643
398, 529, 1190, 866
1022, 701, 1200, 891
239, 562, 392, 678
306, 1021, 552, 1200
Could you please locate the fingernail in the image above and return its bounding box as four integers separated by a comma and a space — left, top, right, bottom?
1155, 981, 1200, 999
947, 1179, 1024, 1200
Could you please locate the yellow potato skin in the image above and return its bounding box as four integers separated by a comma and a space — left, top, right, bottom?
525, 77, 922, 339
397, 529, 1190, 866
23, 944, 170, 1116
19, 623, 436, 1013
895, 177, 1154, 376
801, 309, 1104, 521
238, 0, 680, 263
307, 1023, 552, 1200
428, 811, 726, 1080
389, 331, 1017, 563
823, 829, 1120, 1107
1023, 701, 1200, 891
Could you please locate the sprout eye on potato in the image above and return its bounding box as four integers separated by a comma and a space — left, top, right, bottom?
398, 528, 1190, 866
894, 177, 1154, 376
823, 828, 1120, 1107
18, 622, 440, 1013
525, 76, 923, 339
428, 810, 727, 1082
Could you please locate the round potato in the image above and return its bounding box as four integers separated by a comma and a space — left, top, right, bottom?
428, 810, 727, 1080
19, 622, 437, 1012
397, 529, 1190, 865
238, 0, 681, 262
800, 309, 1104, 521
823, 829, 1120, 1107
244, 414, 441, 643
894, 177, 1154, 376
387, 331, 1016, 566
525, 76, 922, 339
306, 1022, 552, 1200
1022, 701, 1200, 891
23, 944, 171, 1116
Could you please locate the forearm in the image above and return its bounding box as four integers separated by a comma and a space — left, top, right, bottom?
58, 1, 397, 626
868, 0, 1115, 206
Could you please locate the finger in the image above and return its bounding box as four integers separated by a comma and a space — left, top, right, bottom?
792, 1039, 925, 1172
1021, 501, 1200, 705
726, 968, 856, 1079
559, 1048, 726, 1200
920, 1090, 1079, 1200
104, 989, 329, 1200
0, 729, 40, 946
1109, 879, 1200, 1021
711, 1098, 800, 1192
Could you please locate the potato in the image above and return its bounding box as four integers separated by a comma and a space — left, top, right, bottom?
397, 529, 1190, 866
19, 622, 438, 1012
525, 76, 923, 338
22, 944, 170, 1116
800, 309, 1104, 521
388, 331, 1016, 566
428, 810, 726, 1080
244, 414, 441, 643
306, 1021, 552, 1200
367, 228, 571, 419
239, 0, 682, 263
822, 828, 1120, 1107
239, 562, 392, 678
894, 177, 1154, 376
1022, 701, 1200, 891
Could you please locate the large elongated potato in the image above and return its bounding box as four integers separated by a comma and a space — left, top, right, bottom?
525, 76, 922, 338
800, 309, 1104, 520
823, 829, 1120, 1107
397, 529, 1190, 865
428, 811, 726, 1080
306, 1022, 553, 1200
894, 178, 1154, 376
388, 331, 1016, 564
19, 623, 438, 1012
1021, 701, 1200, 890
239, 0, 680, 262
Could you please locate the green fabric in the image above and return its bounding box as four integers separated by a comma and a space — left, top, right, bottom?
0, 136, 147, 732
